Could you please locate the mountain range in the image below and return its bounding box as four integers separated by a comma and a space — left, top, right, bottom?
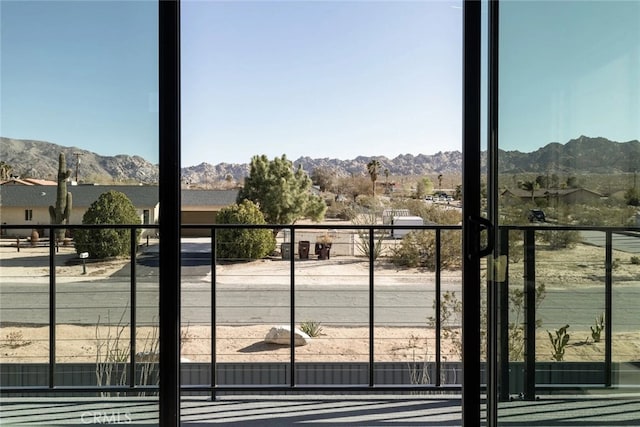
1, 136, 638, 185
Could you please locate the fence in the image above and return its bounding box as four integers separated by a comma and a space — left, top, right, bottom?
0, 222, 639, 398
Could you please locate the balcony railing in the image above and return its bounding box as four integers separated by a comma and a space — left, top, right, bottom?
0, 223, 638, 397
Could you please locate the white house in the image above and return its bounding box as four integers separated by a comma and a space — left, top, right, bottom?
0, 185, 160, 238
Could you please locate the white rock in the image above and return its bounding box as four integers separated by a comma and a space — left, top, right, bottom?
264, 326, 311, 346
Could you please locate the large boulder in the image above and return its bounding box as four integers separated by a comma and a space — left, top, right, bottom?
264, 326, 311, 346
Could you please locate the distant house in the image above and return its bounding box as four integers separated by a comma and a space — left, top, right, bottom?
0, 185, 241, 238
500, 187, 603, 205
181, 189, 239, 237
0, 185, 160, 238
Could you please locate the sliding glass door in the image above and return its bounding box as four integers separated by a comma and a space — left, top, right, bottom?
487, 1, 640, 424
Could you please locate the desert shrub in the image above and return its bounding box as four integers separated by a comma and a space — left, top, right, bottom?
428, 291, 462, 362
631, 256, 640, 265
568, 204, 637, 226
74, 190, 141, 259
624, 187, 640, 206
300, 321, 323, 337
352, 210, 387, 260
498, 204, 534, 225
355, 195, 378, 209
391, 229, 461, 270
539, 229, 581, 249
390, 199, 461, 225
506, 284, 546, 361
506, 229, 524, 264
216, 200, 276, 260
325, 201, 356, 220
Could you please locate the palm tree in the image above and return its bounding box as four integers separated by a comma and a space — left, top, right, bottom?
384, 168, 390, 194
366, 159, 381, 195
520, 180, 539, 202
0, 161, 12, 181
437, 174, 443, 191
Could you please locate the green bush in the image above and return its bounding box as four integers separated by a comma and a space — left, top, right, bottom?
391, 229, 461, 270
74, 190, 141, 259
216, 200, 276, 260
539, 229, 581, 249
631, 256, 640, 265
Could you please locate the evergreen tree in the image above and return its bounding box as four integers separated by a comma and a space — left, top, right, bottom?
238, 154, 326, 225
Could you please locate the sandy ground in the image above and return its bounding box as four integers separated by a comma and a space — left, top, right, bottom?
1, 239, 639, 364
1, 323, 639, 364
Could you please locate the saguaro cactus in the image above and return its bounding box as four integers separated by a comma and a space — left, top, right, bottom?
49, 153, 73, 242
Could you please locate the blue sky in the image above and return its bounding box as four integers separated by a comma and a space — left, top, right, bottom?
499, 1, 639, 152
181, 0, 463, 165
1, 1, 638, 167
1, 1, 159, 161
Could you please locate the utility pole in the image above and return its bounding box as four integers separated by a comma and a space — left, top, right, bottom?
73, 153, 83, 183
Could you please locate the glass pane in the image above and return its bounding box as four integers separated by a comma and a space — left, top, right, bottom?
181, 0, 463, 416
0, 0, 159, 423
497, 1, 640, 424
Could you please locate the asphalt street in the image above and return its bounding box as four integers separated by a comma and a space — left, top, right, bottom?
581, 230, 640, 253
1, 251, 638, 332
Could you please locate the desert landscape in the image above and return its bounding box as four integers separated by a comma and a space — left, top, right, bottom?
1, 238, 639, 365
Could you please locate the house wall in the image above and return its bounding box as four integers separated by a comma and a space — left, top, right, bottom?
181, 210, 219, 237
561, 190, 600, 205
1, 207, 51, 237
1, 204, 160, 238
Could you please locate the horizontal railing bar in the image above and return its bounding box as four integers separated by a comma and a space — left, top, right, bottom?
2, 223, 638, 232
181, 385, 463, 392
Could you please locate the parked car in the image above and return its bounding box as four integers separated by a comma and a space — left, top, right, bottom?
528, 209, 546, 222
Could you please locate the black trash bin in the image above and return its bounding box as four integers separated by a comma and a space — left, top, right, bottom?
317, 243, 331, 260
298, 241, 310, 259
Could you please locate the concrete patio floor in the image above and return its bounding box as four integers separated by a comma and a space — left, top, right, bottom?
1, 394, 640, 425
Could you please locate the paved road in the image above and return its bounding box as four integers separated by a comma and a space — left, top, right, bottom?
1, 247, 638, 330
1, 257, 639, 331
0, 278, 461, 327
581, 230, 640, 253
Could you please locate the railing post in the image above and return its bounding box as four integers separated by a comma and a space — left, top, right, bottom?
130, 227, 137, 388
290, 226, 296, 387
369, 225, 375, 387
49, 226, 56, 389
523, 228, 536, 400
435, 228, 442, 386
211, 227, 217, 400
498, 227, 510, 401
158, 0, 181, 421
605, 231, 613, 387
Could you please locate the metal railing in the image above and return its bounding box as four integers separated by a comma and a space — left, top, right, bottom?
0, 223, 638, 396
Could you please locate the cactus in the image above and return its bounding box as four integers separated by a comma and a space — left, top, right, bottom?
49, 153, 73, 242
547, 324, 570, 361
590, 312, 605, 343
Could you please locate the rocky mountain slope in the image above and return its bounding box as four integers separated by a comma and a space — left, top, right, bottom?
2, 136, 638, 185
1, 137, 159, 184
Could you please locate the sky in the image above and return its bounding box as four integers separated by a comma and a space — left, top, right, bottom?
0, 1, 159, 161
1, 1, 638, 167
498, 1, 640, 153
